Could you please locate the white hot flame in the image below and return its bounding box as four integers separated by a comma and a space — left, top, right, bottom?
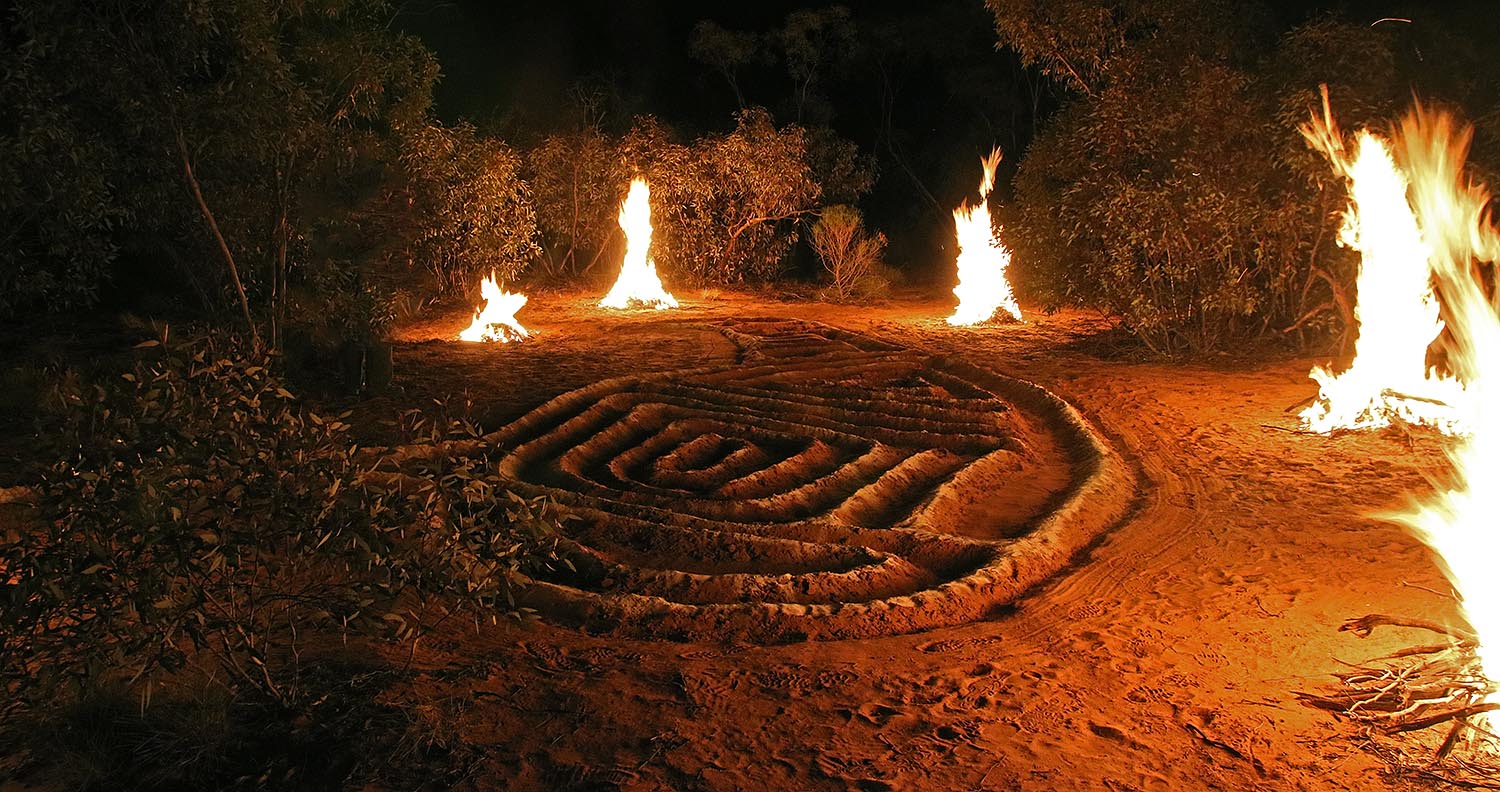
600, 178, 678, 310
1310, 97, 1500, 714
1385, 106, 1500, 708
458, 273, 529, 342
1299, 100, 1471, 433
947, 148, 1021, 326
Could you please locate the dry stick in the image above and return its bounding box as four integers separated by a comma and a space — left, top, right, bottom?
1283, 393, 1319, 414
1388, 703, 1500, 734
1403, 580, 1460, 601
1342, 614, 1477, 642
175, 127, 259, 348
1380, 388, 1453, 408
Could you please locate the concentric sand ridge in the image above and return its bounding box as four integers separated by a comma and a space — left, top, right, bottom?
391, 319, 1135, 642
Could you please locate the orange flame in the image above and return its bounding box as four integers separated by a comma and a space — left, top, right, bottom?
458, 273, 529, 342
1310, 97, 1500, 709
600, 178, 678, 310
1386, 106, 1500, 710
1299, 98, 1470, 433
947, 148, 1021, 326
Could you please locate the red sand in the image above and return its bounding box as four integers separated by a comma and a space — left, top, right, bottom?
368, 290, 1459, 790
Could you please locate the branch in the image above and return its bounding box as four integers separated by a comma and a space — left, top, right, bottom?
174, 126, 260, 347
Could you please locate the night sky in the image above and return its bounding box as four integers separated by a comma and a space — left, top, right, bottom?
399, 0, 1035, 276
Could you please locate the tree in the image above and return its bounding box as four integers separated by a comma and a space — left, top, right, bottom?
987, 0, 1468, 353
0, 0, 514, 346
702, 108, 821, 280
528, 128, 627, 281
689, 21, 764, 110
776, 6, 857, 124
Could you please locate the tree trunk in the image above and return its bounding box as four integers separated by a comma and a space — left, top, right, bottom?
175, 127, 259, 348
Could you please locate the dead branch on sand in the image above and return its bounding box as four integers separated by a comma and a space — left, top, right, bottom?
1300, 613, 1500, 786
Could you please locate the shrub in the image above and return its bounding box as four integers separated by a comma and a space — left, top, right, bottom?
393, 123, 541, 294
0, 332, 565, 718
811, 205, 890, 302
528, 128, 627, 282
993, 2, 1428, 354
618, 110, 821, 286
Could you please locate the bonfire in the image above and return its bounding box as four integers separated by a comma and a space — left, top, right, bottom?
599, 178, 678, 310
1302, 94, 1500, 750
458, 273, 529, 342
947, 147, 1021, 326
1298, 97, 1473, 434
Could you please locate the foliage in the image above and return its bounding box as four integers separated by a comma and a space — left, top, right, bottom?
689, 21, 766, 109
989, 0, 1468, 354
0, 44, 125, 315
805, 126, 877, 206
811, 206, 889, 302
527, 128, 627, 281
0, 0, 538, 344
617, 110, 821, 285
0, 332, 566, 718
391, 122, 540, 294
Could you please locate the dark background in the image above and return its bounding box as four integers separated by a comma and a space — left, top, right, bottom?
396, 0, 1494, 279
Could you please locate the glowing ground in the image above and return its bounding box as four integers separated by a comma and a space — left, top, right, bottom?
354, 291, 1467, 790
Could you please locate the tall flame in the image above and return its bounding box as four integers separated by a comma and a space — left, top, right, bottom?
947, 148, 1021, 326
458, 273, 529, 342
1386, 106, 1500, 709
1299, 97, 1470, 433
600, 178, 678, 310
1310, 98, 1500, 708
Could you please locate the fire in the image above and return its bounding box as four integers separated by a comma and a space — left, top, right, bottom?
1299, 99, 1470, 433
458, 273, 529, 342
1387, 106, 1500, 714
599, 178, 678, 310
947, 148, 1021, 326
1310, 98, 1500, 712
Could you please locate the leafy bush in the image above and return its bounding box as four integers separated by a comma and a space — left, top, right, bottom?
991, 1, 1436, 354
393, 123, 541, 294
0, 332, 565, 717
528, 129, 628, 282
619, 109, 821, 286
811, 205, 890, 302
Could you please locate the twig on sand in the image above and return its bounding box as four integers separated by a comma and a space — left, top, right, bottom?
1301, 613, 1500, 786
1402, 580, 1459, 601
1340, 613, 1476, 642
1283, 394, 1318, 414
1260, 423, 1319, 435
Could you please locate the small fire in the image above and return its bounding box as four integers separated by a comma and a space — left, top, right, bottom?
458, 273, 529, 342
1309, 97, 1500, 713
599, 178, 678, 310
1299, 97, 1470, 433
947, 148, 1021, 326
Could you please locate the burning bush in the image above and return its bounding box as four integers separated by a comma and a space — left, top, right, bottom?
0, 332, 565, 723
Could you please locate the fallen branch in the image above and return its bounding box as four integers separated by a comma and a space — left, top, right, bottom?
1341, 613, 1477, 643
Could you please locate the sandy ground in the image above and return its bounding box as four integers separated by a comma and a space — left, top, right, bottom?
337, 288, 1473, 791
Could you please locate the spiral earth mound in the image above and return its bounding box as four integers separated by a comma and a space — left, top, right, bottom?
426, 319, 1134, 642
